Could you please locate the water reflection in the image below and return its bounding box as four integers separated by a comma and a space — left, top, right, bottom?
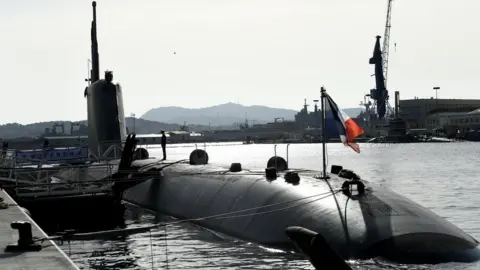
58, 203, 463, 270
36, 210, 126, 235
56, 204, 313, 270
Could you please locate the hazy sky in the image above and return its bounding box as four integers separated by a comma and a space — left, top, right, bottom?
1, 0, 479, 124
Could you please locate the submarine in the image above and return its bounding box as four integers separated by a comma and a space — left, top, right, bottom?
80, 1, 480, 266
122, 152, 480, 264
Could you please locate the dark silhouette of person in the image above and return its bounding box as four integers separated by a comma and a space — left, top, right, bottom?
43, 139, 50, 149
161, 131, 167, 160
1, 142, 8, 158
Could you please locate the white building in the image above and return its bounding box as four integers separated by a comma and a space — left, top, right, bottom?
427, 109, 480, 134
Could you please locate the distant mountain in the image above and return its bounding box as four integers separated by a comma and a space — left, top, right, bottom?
142, 102, 297, 126
124, 117, 185, 134
343, 108, 363, 118
142, 103, 363, 126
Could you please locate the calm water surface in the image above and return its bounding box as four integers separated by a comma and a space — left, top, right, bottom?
59, 142, 480, 269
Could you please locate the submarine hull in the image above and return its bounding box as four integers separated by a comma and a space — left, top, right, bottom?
123, 161, 480, 263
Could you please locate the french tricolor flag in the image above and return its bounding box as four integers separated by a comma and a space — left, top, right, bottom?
325, 93, 364, 153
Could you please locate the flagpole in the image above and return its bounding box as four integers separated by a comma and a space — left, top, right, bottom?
320, 86, 328, 179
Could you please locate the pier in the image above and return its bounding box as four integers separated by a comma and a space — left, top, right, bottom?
0, 189, 79, 269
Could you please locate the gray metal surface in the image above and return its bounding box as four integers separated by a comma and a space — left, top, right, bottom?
123, 161, 480, 262
86, 80, 126, 157
0, 190, 79, 270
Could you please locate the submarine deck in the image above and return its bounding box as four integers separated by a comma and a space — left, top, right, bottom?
0, 189, 79, 270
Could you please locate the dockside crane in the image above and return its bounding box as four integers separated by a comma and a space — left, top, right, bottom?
366, 0, 395, 121
382, 0, 393, 90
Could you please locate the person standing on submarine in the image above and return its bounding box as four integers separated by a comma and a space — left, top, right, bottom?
161, 131, 167, 160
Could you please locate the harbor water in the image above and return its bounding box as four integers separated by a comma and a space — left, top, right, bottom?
59, 142, 480, 270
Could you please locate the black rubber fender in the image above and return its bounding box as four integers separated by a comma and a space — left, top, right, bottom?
285, 226, 352, 270
267, 156, 288, 171
133, 148, 149, 160
189, 149, 209, 165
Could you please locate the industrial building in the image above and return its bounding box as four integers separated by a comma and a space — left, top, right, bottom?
426, 109, 480, 134
398, 98, 480, 130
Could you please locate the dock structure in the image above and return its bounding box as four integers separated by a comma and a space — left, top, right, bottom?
0, 190, 79, 270
0, 136, 153, 234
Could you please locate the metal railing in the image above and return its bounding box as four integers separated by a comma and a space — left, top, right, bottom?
0, 140, 277, 198
0, 162, 117, 198
273, 143, 290, 165
1, 142, 124, 166
88, 143, 124, 161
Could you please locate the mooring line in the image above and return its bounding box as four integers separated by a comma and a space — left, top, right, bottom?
38, 189, 343, 243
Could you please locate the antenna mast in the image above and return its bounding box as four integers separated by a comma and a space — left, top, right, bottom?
320, 87, 328, 179
382, 0, 393, 89
90, 1, 100, 83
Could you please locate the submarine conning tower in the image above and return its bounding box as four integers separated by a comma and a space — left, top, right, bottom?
86, 71, 127, 158
85, 1, 127, 158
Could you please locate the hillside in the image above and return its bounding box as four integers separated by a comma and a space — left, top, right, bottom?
0, 122, 61, 139
0, 104, 363, 139
142, 103, 363, 126
141, 102, 297, 126
125, 117, 182, 133
342, 108, 363, 118
0, 118, 184, 139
